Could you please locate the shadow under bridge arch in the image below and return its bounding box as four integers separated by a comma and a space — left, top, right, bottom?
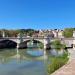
19, 39, 44, 49
0, 39, 17, 49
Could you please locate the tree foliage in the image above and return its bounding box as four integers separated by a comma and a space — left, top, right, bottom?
62, 28, 74, 38
51, 40, 66, 50
0, 29, 36, 37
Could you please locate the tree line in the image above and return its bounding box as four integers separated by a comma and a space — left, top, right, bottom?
0, 28, 75, 38
0, 29, 37, 37
62, 28, 75, 38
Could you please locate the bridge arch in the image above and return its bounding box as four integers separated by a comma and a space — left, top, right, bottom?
23, 38, 44, 44
20, 39, 44, 49
23, 39, 44, 44
0, 39, 17, 48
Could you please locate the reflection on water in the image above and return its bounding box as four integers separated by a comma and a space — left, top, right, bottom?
0, 48, 48, 75
27, 50, 44, 57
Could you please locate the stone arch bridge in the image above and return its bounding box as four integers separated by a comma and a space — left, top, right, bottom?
0, 37, 75, 49
0, 37, 51, 49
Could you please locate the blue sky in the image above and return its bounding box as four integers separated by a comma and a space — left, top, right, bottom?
0, 0, 75, 29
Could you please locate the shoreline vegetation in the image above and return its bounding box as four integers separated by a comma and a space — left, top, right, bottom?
47, 51, 69, 74
47, 40, 69, 75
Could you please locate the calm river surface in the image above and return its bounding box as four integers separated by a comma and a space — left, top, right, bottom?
0, 48, 49, 75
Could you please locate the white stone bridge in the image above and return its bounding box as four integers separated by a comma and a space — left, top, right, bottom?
0, 37, 51, 49
0, 37, 75, 49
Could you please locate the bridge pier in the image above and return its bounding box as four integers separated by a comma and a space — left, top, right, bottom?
2, 31, 5, 38
73, 31, 75, 50
43, 39, 47, 59
73, 39, 75, 50
44, 39, 47, 49
44, 45, 46, 49
43, 37, 51, 49
17, 43, 19, 49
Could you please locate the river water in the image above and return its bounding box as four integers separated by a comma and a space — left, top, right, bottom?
0, 48, 49, 75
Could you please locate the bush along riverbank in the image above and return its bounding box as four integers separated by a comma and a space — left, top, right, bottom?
47, 51, 69, 75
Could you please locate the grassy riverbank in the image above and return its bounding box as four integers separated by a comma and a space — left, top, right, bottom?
47, 51, 69, 74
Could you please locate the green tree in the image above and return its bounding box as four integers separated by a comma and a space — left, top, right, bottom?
51, 40, 66, 50
51, 40, 66, 55
62, 28, 74, 38
51, 40, 61, 50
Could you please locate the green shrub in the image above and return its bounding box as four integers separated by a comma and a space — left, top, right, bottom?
62, 28, 74, 38
51, 40, 66, 50
47, 52, 69, 74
